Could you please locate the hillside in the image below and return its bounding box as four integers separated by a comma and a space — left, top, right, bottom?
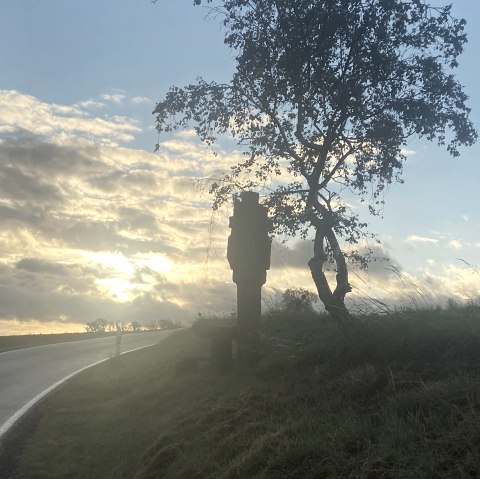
5, 304, 480, 478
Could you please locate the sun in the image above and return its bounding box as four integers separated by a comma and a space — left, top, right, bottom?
95, 278, 139, 302
82, 250, 174, 303
134, 253, 173, 274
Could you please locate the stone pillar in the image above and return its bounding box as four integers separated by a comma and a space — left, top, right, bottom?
227, 191, 271, 364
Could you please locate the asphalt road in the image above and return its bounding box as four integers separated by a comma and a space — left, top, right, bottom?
0, 330, 177, 438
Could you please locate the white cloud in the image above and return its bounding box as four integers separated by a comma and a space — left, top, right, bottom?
404, 234, 439, 245
176, 129, 198, 139
73, 99, 106, 109
449, 239, 463, 250
400, 148, 416, 157
131, 96, 150, 105
100, 93, 126, 104
0, 90, 140, 144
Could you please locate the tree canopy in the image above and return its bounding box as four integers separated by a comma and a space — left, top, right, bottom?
154, 0, 476, 325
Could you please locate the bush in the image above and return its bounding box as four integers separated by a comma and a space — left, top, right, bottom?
271, 287, 319, 314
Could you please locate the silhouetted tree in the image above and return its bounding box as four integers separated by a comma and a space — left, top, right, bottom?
154, 0, 476, 327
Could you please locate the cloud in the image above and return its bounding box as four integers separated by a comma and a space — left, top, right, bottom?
0, 91, 476, 333
131, 96, 151, 105
0, 90, 139, 144
346, 250, 480, 313
0, 97, 239, 331
100, 93, 126, 104
72, 99, 106, 109
270, 240, 312, 269
404, 234, 439, 246
16, 258, 71, 276
400, 148, 416, 157
449, 239, 464, 250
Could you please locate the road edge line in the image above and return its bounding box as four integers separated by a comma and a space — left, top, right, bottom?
0, 343, 158, 438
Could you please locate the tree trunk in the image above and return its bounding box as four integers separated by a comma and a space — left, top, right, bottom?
308, 223, 353, 332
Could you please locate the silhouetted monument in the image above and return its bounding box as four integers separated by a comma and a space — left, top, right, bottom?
228, 191, 271, 362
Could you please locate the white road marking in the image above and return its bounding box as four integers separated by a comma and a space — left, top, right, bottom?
0, 343, 157, 438
120, 344, 155, 354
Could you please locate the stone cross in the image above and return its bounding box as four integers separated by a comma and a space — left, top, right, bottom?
227, 191, 271, 362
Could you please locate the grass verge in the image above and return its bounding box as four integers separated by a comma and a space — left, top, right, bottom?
7, 305, 480, 478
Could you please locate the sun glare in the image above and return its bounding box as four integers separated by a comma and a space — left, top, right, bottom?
0, 319, 85, 336
83, 250, 175, 302
83, 251, 135, 276
134, 253, 173, 274
95, 278, 140, 302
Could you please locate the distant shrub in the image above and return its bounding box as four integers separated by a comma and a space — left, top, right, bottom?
278, 287, 318, 314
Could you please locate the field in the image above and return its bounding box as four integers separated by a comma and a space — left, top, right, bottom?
0, 328, 179, 353
0, 332, 118, 353
3, 304, 480, 478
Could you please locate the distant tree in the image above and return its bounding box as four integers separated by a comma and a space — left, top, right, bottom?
130, 321, 143, 333
146, 320, 158, 331
106, 321, 116, 332
158, 318, 181, 330
85, 318, 108, 333
154, 0, 476, 328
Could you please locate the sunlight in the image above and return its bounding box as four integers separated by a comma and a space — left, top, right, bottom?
95, 278, 140, 302
82, 251, 175, 303
83, 250, 135, 276
0, 318, 85, 335
134, 253, 173, 274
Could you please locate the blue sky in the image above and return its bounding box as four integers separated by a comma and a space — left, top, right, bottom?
0, 1, 478, 333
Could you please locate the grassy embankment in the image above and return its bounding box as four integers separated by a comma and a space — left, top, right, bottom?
5, 304, 480, 478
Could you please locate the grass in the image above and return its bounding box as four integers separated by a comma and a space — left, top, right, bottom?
6, 304, 480, 478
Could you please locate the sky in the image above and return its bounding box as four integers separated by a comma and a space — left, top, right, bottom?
0, 0, 479, 335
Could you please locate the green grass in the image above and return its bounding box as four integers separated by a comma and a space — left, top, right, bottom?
8, 305, 480, 478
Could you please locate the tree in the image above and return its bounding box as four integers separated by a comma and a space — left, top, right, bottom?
106, 321, 116, 332
158, 318, 180, 330
154, 0, 476, 327
130, 321, 143, 332
85, 318, 108, 333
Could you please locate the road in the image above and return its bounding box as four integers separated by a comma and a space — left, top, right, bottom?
0, 330, 177, 438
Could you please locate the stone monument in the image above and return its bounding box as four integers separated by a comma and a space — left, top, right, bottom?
227, 191, 271, 362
